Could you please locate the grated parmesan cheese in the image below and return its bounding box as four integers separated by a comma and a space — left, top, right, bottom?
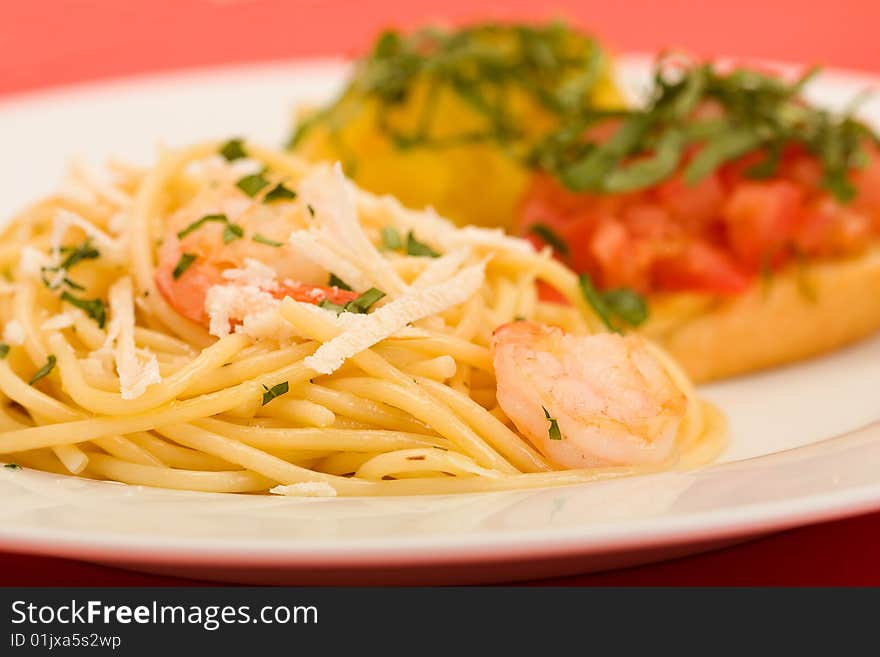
302, 261, 486, 374
67, 160, 132, 208
19, 246, 49, 278
221, 258, 280, 290
287, 231, 373, 292
3, 320, 24, 346
294, 164, 407, 296
356, 191, 534, 257
269, 481, 338, 497
53, 209, 126, 264
106, 277, 161, 399
410, 248, 471, 290
204, 284, 279, 338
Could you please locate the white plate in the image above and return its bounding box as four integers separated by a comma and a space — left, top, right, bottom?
1, 57, 880, 585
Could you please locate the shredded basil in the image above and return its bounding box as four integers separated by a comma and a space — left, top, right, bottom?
602, 289, 648, 327
578, 274, 648, 332
0, 343, 9, 359
287, 23, 606, 159
3, 463, 21, 470
578, 273, 616, 331
534, 59, 878, 202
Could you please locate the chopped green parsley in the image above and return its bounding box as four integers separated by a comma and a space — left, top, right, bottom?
29, 355, 56, 385
172, 253, 197, 280
60, 292, 106, 329
543, 406, 562, 440
219, 138, 247, 162
261, 381, 289, 406
252, 233, 283, 247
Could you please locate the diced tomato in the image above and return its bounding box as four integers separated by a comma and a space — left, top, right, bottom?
654, 172, 725, 228
653, 241, 751, 294
517, 143, 880, 297
852, 149, 880, 226
721, 180, 803, 269
779, 147, 823, 189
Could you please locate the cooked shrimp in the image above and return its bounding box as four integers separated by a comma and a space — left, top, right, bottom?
491, 321, 687, 468
155, 183, 357, 326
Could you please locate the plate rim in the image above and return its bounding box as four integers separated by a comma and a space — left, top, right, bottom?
2, 56, 880, 573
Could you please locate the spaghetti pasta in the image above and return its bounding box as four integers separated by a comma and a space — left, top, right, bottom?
0, 140, 726, 496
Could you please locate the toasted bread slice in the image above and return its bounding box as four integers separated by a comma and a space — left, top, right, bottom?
640, 248, 880, 382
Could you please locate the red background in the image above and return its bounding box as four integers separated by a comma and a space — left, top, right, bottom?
1, 0, 880, 585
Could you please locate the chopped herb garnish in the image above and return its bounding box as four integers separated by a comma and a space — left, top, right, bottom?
307, 204, 316, 217
236, 173, 271, 197
532, 57, 879, 202
601, 289, 648, 327
261, 381, 289, 406
319, 287, 386, 315
172, 253, 197, 280
219, 138, 247, 161
3, 463, 21, 470
286, 23, 607, 159
317, 299, 345, 314
263, 183, 297, 203
177, 214, 228, 239
58, 240, 99, 270
345, 287, 386, 313
528, 224, 569, 256
328, 273, 353, 291
62, 277, 85, 291
29, 355, 56, 385
222, 222, 244, 244
578, 273, 648, 331
290, 26, 877, 204
405, 231, 440, 257
40, 269, 83, 292
60, 292, 106, 328
39, 268, 62, 290
543, 406, 562, 440
177, 213, 243, 244
252, 233, 283, 247
0, 343, 9, 359
381, 226, 402, 250
578, 273, 616, 331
